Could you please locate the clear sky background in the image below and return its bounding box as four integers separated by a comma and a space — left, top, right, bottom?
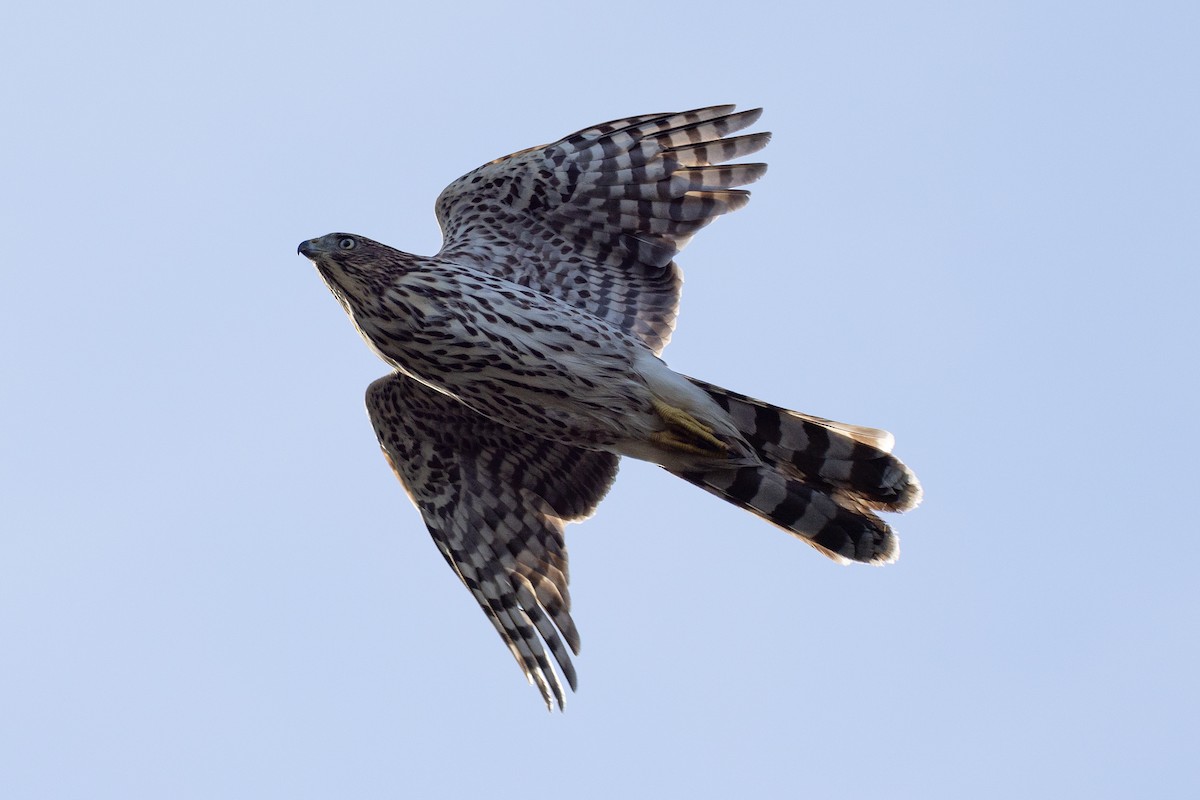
2, 2, 1197, 797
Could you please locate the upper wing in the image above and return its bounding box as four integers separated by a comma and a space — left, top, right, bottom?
366, 372, 619, 710
434, 105, 769, 354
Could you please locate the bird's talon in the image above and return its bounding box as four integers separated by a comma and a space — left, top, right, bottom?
650, 397, 728, 455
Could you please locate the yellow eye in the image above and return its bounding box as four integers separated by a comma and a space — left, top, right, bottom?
338, 237, 356, 250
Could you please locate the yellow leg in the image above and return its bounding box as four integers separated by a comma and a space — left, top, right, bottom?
650, 397, 728, 455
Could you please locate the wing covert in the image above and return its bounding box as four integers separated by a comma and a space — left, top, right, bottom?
434, 105, 769, 353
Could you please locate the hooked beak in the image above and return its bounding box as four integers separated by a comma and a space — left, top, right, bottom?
297, 239, 317, 258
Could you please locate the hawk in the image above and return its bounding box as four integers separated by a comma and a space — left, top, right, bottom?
298, 105, 921, 709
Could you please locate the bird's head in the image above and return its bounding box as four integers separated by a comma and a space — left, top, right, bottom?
298, 232, 402, 291
298, 232, 406, 313
297, 232, 392, 269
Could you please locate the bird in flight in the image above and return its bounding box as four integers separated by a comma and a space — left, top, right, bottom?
299, 105, 922, 710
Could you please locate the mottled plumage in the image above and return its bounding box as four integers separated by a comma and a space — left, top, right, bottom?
299, 105, 922, 710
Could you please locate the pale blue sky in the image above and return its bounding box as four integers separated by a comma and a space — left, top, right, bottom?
2, 2, 1197, 797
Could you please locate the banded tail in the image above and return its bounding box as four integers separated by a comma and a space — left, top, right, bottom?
672, 379, 922, 565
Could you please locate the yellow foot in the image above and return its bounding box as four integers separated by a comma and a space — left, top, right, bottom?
650, 397, 729, 456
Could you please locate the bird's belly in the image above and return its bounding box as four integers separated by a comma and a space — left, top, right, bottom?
444, 365, 652, 450
368, 332, 651, 450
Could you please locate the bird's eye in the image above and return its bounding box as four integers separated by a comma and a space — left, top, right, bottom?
338, 237, 356, 250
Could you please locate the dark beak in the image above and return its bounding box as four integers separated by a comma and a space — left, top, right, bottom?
297, 240, 315, 257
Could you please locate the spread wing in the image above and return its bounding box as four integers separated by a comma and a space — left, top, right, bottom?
366, 372, 619, 710
434, 104, 769, 354
367, 106, 765, 707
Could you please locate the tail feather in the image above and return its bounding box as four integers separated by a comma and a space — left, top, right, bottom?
673, 466, 898, 564
688, 378, 923, 513
671, 378, 921, 564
